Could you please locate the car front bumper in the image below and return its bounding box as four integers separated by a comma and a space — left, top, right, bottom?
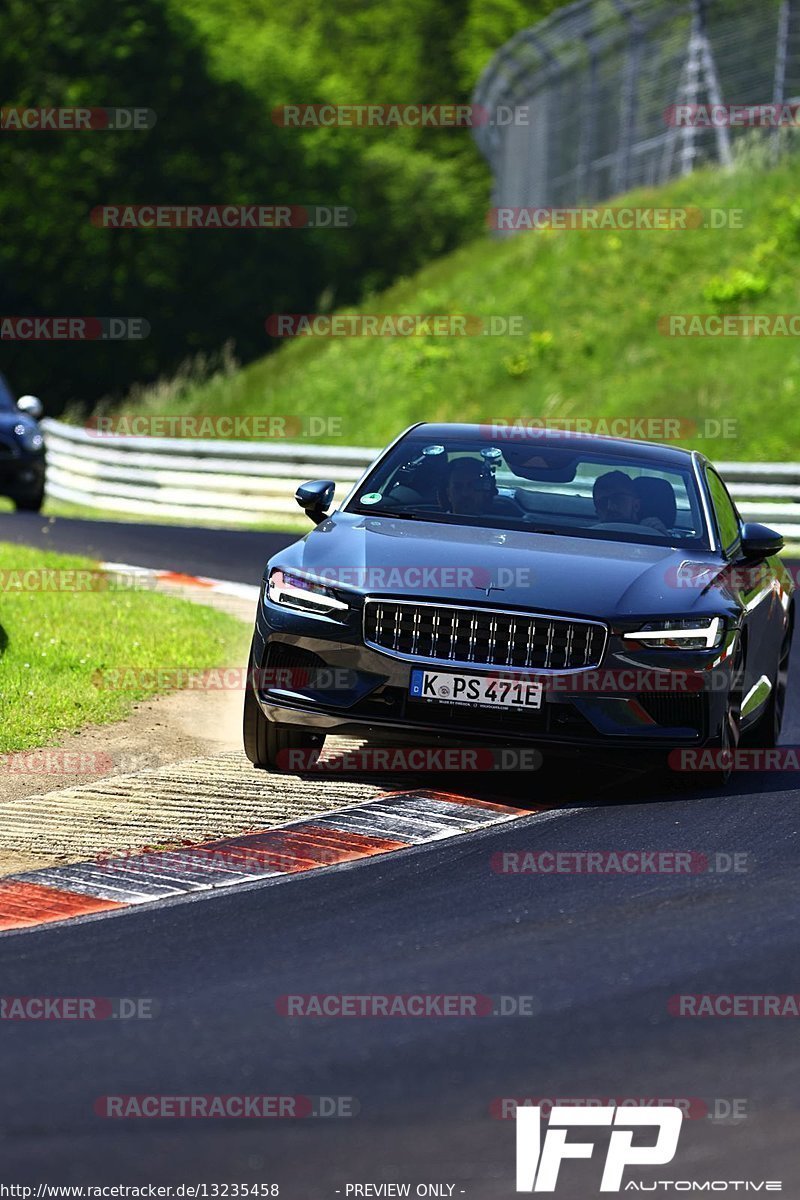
250, 592, 739, 754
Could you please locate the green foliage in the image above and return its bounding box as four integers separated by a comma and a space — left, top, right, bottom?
0, 0, 561, 413
702, 268, 770, 308
101, 157, 800, 462
0, 0, 323, 411
453, 0, 565, 91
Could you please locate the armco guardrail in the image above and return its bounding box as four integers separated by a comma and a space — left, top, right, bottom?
41, 418, 375, 525
41, 418, 800, 537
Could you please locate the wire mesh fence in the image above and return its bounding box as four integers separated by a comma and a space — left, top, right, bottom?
472, 0, 800, 229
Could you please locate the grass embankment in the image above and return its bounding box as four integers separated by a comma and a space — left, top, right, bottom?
0, 543, 246, 753
94, 154, 800, 462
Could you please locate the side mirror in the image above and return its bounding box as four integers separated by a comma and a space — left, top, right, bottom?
295, 479, 335, 525
17, 395, 43, 421
739, 521, 784, 560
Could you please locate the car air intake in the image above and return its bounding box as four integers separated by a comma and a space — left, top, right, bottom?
363, 600, 606, 671
635, 692, 707, 733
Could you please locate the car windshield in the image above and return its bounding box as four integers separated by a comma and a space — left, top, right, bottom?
346, 433, 711, 549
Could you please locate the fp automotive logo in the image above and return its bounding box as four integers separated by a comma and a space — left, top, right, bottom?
516, 1105, 683, 1191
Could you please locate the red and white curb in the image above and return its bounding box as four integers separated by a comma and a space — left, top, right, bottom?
0, 790, 551, 933
102, 561, 260, 604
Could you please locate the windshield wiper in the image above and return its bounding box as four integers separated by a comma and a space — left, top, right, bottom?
355, 508, 436, 522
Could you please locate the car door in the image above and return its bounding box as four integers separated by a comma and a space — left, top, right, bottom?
705, 465, 775, 710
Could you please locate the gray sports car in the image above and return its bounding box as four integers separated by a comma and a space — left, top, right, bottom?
244, 424, 794, 786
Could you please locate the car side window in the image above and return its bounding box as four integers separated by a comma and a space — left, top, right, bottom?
705, 467, 740, 555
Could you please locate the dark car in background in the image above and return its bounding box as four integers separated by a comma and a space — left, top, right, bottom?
0, 373, 46, 512
244, 423, 794, 786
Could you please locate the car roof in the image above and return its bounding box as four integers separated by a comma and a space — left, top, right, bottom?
405, 422, 699, 467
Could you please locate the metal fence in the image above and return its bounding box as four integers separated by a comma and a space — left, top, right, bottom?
41, 419, 800, 537
473, 0, 800, 222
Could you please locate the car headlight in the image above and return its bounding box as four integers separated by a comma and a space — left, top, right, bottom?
622, 616, 724, 650
13, 422, 43, 452
267, 567, 349, 615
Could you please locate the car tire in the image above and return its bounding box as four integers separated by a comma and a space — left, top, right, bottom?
243, 654, 325, 771
663, 642, 744, 791
14, 486, 44, 513
741, 610, 793, 749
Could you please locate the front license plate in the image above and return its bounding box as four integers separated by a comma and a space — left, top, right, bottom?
409, 669, 543, 710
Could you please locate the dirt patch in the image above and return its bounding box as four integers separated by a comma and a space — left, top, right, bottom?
0, 682, 258, 876
0, 586, 257, 874
0, 580, 401, 880
1, 681, 247, 805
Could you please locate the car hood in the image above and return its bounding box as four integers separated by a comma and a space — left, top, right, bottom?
274, 512, 728, 620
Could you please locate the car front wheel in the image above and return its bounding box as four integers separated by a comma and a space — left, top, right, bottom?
243, 659, 325, 771
663, 642, 743, 791
14, 486, 44, 513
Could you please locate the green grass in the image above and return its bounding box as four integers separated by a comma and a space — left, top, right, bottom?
0, 542, 247, 752
96, 151, 800, 462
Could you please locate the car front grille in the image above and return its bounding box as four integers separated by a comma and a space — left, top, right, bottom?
363, 600, 606, 671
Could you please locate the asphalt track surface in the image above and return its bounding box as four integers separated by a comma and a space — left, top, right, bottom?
2, 516, 799, 1193
0, 512, 294, 583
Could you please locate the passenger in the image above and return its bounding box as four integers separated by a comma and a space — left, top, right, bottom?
592, 470, 669, 533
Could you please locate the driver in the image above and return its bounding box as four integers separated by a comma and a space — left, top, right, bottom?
441, 456, 495, 515
592, 470, 669, 533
